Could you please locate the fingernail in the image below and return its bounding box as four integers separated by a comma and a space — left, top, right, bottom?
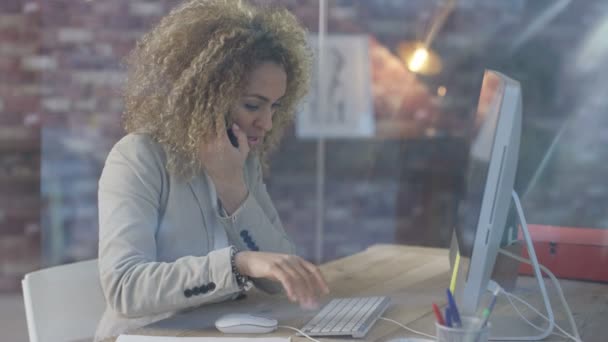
233, 123, 240, 130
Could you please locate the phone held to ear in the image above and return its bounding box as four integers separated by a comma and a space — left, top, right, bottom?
227, 128, 239, 148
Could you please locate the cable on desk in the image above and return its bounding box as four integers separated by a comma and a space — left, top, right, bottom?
490, 279, 571, 340
492, 249, 582, 342
279, 318, 436, 341
505, 291, 580, 341
378, 316, 436, 339
278, 325, 322, 342
503, 288, 556, 334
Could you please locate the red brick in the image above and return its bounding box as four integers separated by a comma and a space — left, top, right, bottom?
3, 95, 40, 114
0, 56, 20, 71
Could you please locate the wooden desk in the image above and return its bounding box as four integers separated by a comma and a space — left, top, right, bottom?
108, 245, 608, 342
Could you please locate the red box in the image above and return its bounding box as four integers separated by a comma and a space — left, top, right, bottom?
518, 225, 608, 282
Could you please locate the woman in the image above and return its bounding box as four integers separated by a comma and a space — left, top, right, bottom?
95, 0, 329, 340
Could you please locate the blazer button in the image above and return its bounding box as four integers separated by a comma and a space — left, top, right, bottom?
192, 287, 201, 295
208, 282, 216, 291
243, 236, 253, 244
199, 284, 209, 294
184, 289, 193, 298
240, 230, 249, 238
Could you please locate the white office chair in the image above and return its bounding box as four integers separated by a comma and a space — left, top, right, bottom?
22, 259, 106, 342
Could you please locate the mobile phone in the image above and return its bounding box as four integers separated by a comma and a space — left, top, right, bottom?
227, 127, 239, 148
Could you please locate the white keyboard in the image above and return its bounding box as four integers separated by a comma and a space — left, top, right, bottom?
298, 296, 391, 338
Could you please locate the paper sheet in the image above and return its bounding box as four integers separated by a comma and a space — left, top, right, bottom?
116, 335, 290, 342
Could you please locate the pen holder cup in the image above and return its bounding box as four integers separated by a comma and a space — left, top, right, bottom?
435, 316, 490, 342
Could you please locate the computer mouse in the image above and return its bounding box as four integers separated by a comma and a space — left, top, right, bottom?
215, 313, 278, 334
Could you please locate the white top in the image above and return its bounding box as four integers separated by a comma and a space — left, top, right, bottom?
205, 173, 229, 250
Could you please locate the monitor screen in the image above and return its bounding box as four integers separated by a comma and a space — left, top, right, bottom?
455, 72, 504, 280
450, 70, 521, 316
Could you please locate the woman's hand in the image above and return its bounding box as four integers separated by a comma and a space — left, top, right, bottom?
199, 123, 249, 214
199, 123, 249, 183
235, 251, 330, 309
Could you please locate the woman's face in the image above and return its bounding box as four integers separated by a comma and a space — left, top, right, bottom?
230, 61, 287, 149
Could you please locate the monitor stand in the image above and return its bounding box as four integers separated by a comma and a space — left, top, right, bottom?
490, 190, 555, 340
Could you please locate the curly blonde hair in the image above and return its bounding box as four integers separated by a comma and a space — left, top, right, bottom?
123, 0, 312, 180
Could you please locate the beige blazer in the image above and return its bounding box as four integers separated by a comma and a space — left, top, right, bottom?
95, 133, 295, 341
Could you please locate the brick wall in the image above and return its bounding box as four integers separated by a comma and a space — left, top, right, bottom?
0, 1, 42, 291
36, 1, 179, 267
0, 0, 182, 290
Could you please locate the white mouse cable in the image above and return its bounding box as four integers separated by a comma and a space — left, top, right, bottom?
280, 319, 436, 342
378, 317, 436, 339
277, 325, 323, 342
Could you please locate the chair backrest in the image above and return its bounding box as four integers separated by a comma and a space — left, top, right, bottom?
22, 259, 106, 342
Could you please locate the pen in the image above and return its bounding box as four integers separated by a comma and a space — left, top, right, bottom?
480, 292, 498, 329
446, 289, 462, 328
472, 292, 499, 342
480, 308, 491, 328
445, 306, 452, 328
432, 303, 445, 326
471, 308, 492, 342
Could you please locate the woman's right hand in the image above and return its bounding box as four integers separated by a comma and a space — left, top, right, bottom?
199, 123, 250, 214
235, 251, 330, 309
199, 123, 250, 185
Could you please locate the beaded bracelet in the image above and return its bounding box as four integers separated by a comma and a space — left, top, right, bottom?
230, 246, 251, 290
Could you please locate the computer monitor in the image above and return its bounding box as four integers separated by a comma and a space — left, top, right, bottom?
450, 70, 522, 316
